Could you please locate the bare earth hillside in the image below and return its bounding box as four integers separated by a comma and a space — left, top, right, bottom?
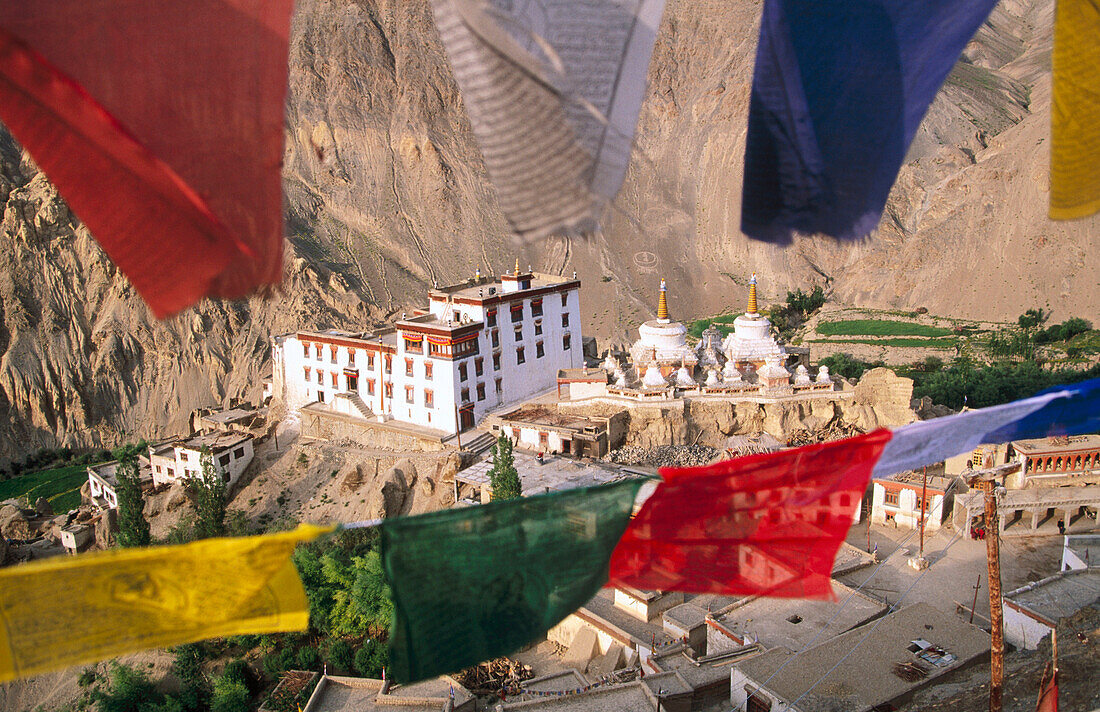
0, 0, 1097, 457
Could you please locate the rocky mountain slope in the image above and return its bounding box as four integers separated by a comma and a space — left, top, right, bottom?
0, 0, 1096, 458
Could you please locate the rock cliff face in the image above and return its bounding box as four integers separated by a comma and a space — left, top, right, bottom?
1, 0, 1096, 458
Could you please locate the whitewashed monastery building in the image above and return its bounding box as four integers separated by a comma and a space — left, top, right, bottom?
272, 266, 583, 435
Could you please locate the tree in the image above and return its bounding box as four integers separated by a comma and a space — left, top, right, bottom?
190, 448, 227, 539
115, 453, 151, 548
1017, 308, 1049, 330
488, 432, 521, 501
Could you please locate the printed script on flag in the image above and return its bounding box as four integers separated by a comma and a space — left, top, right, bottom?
0, 525, 329, 682
609, 430, 891, 598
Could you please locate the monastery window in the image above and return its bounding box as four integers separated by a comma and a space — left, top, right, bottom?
428, 341, 446, 357
348, 349, 355, 366
314, 344, 322, 359
316, 371, 323, 384
156, 465, 162, 474
405, 385, 415, 404
477, 383, 486, 401
459, 363, 468, 382
302, 342, 309, 358
367, 353, 375, 370
366, 379, 376, 396
330, 345, 337, 363
562, 313, 569, 328
1075, 455, 1083, 470
304, 366, 311, 380
563, 333, 571, 351
404, 335, 424, 354
487, 309, 497, 328
534, 320, 543, 336
384, 383, 393, 398
492, 330, 500, 348
883, 490, 899, 506
425, 389, 434, 408
531, 298, 543, 317
493, 353, 501, 371
405, 358, 414, 377
514, 324, 523, 341
536, 341, 545, 359
233, 447, 245, 459
182, 452, 190, 462
516, 346, 526, 364
425, 361, 433, 380
539, 431, 549, 449
461, 387, 470, 403
331, 372, 339, 387
167, 468, 174, 477
219, 454, 231, 467
495, 377, 503, 394
384, 355, 392, 374
1056, 457, 1063, 471
511, 302, 524, 322
454, 338, 478, 358
561, 292, 568, 307
475, 357, 484, 376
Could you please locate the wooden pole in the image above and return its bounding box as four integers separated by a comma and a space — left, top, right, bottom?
983, 481, 1004, 712
970, 574, 982, 625
919, 466, 928, 559
454, 404, 462, 449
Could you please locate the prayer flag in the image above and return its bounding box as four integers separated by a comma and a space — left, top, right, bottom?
1035, 661, 1058, 712
0, 525, 329, 682
429, 0, 665, 241
381, 479, 643, 683
1049, 0, 1100, 220
609, 430, 890, 598
740, 0, 998, 242
875, 377, 1100, 478
0, 1, 293, 318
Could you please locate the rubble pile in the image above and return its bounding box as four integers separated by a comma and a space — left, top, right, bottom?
786, 421, 864, 447
454, 657, 532, 694
606, 444, 720, 468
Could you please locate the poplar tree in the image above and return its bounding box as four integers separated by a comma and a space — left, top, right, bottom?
488, 433, 522, 501
191, 448, 228, 539
116, 452, 151, 548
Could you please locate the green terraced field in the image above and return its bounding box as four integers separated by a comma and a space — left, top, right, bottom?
810, 337, 957, 349
816, 319, 954, 337
0, 465, 88, 513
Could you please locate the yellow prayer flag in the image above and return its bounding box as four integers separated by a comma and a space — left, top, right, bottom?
0, 524, 331, 682
1050, 0, 1100, 219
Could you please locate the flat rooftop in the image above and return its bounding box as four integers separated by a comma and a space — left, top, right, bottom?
1065, 535, 1100, 568
557, 368, 608, 383
175, 431, 252, 453
1012, 434, 1100, 455
711, 580, 886, 652
201, 407, 263, 425
501, 680, 655, 711
875, 470, 955, 491
499, 405, 606, 431
431, 271, 577, 303
88, 457, 153, 487
1004, 568, 1100, 624
304, 675, 472, 712
733, 603, 989, 712
456, 452, 629, 496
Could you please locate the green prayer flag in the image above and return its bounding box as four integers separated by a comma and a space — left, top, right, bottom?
381, 479, 643, 683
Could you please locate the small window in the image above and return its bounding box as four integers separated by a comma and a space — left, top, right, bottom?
330, 345, 337, 363
461, 387, 470, 403
156, 465, 162, 474
348, 349, 356, 366
406, 385, 415, 404
531, 298, 543, 317
314, 344, 322, 359
219, 454, 231, 467
316, 371, 323, 384
477, 383, 486, 401
511, 303, 524, 322
475, 357, 484, 376
425, 361, 433, 379
539, 431, 549, 448
561, 292, 568, 307
367, 353, 375, 370
562, 313, 569, 328
384, 355, 392, 374
534, 320, 543, 336
514, 324, 523, 342
233, 447, 245, 459
222, 472, 231, 483
492, 330, 500, 348
884, 490, 899, 506
302, 342, 309, 358
493, 353, 501, 371
384, 382, 393, 398
182, 452, 190, 462
304, 366, 311, 380
517, 347, 525, 364
459, 362, 468, 382
425, 389, 434, 408
536, 341, 545, 358
331, 372, 338, 387
406, 358, 414, 377
487, 309, 497, 328
563, 333, 571, 351
495, 377, 503, 393
367, 379, 376, 396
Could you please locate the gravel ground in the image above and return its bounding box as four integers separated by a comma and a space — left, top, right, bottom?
604, 444, 719, 468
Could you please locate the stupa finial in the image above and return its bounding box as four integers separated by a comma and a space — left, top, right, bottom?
515, 257, 520, 275
748, 272, 758, 315
657, 278, 669, 321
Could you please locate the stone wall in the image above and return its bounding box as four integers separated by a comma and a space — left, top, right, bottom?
300, 409, 447, 451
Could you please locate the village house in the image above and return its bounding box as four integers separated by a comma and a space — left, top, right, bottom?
86, 455, 155, 510
272, 266, 582, 437
1062, 534, 1100, 570
869, 471, 955, 531
147, 432, 254, 488
489, 404, 628, 458
730, 603, 989, 712
298, 672, 474, 712
1002, 568, 1100, 650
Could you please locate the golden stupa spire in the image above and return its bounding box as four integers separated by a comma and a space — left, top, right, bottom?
515, 258, 520, 275
657, 278, 669, 321
748, 272, 758, 315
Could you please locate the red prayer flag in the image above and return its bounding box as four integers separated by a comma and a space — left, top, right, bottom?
1035, 662, 1057, 712
0, 1, 292, 318
609, 430, 891, 598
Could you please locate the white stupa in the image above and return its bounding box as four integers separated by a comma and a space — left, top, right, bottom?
705, 369, 720, 386
793, 364, 813, 386
630, 278, 698, 379
674, 365, 697, 387
816, 365, 832, 384
642, 365, 668, 388
722, 272, 786, 376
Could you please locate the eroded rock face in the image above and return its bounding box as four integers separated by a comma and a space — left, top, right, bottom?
0, 504, 33, 540
366, 465, 409, 519
853, 368, 918, 429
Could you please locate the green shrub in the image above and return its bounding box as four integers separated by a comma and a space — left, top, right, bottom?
325, 639, 355, 672
261, 647, 296, 679
295, 646, 321, 671
353, 639, 388, 678
210, 676, 250, 712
